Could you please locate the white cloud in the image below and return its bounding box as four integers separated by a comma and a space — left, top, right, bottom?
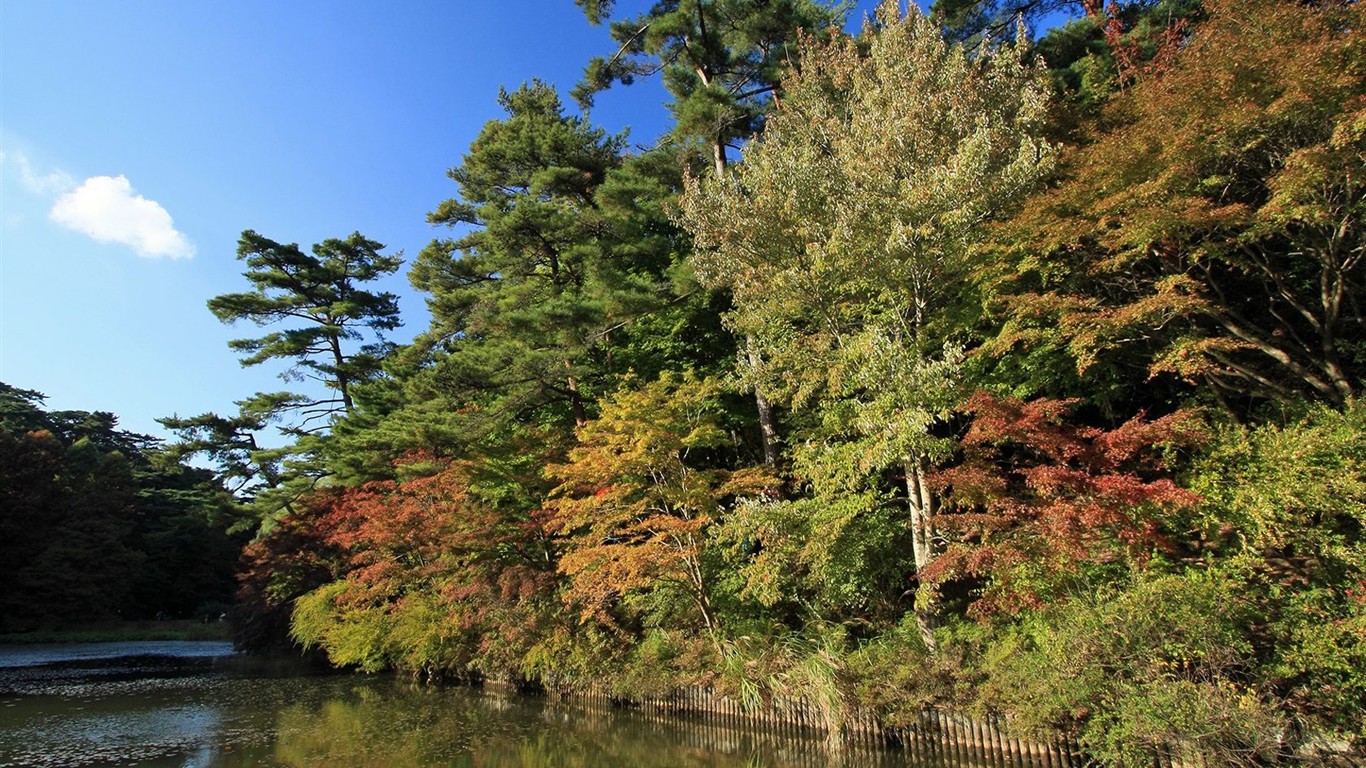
49, 175, 196, 259
0, 149, 75, 195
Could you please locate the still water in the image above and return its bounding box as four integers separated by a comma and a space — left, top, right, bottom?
0, 642, 925, 768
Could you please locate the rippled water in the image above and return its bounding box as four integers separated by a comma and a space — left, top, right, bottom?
0, 642, 925, 767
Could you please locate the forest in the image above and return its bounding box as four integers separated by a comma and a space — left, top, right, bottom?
2, 0, 1362, 764
0, 383, 242, 627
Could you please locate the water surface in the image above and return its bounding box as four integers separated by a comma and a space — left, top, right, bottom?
0, 642, 930, 767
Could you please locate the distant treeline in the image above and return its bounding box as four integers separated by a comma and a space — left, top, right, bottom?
0, 383, 244, 629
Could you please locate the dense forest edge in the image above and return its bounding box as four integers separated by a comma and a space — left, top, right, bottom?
2, 0, 1363, 764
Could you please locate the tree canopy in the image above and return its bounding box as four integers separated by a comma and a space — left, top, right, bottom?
37, 1, 1358, 763
210, 230, 402, 417
573, 0, 844, 174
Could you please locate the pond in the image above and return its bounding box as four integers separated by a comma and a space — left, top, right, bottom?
0, 641, 949, 767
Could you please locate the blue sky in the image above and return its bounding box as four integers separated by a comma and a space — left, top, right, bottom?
0, 1, 888, 440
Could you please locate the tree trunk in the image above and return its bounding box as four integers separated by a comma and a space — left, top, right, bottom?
711, 139, 728, 179
683, 534, 723, 653
745, 339, 781, 467
905, 456, 939, 652
328, 332, 354, 414
753, 388, 780, 467
712, 131, 781, 466
1318, 243, 1355, 403
566, 365, 588, 429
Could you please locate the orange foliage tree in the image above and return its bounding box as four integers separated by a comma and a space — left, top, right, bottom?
291, 454, 559, 677
980, 0, 1366, 410
546, 372, 772, 638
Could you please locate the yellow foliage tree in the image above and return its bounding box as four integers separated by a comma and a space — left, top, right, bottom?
547, 372, 772, 638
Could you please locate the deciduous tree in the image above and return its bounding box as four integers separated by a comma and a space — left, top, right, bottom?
925, 391, 1202, 615
981, 0, 1366, 412
680, 0, 1055, 645
290, 452, 559, 677
547, 372, 772, 638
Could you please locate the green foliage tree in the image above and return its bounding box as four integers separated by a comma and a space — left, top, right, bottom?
982, 571, 1281, 766
127, 459, 241, 620
575, 0, 845, 466
159, 392, 336, 526
930, 0, 1102, 43
9, 436, 145, 623
680, 0, 1055, 646
166, 231, 402, 522
410, 82, 682, 437
573, 0, 843, 176
0, 384, 240, 630
0, 382, 50, 433
1188, 403, 1366, 743
159, 396, 293, 498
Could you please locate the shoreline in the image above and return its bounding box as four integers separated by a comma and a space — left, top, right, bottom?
0, 619, 232, 645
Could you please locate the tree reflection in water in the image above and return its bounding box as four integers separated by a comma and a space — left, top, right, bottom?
262, 684, 919, 768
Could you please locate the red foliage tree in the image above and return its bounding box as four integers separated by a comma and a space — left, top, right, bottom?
923, 391, 1203, 615
310, 455, 559, 674
232, 491, 343, 651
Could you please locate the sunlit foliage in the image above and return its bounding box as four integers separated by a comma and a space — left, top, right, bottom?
137, 0, 1366, 763
547, 372, 772, 636
981, 0, 1366, 411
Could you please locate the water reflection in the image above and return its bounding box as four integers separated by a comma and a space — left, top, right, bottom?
0, 645, 980, 767
257, 682, 912, 768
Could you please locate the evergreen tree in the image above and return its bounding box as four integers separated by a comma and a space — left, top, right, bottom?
158, 394, 316, 518
574, 0, 845, 466
210, 230, 403, 418
409, 82, 681, 439
930, 0, 1101, 42
165, 231, 403, 521
574, 0, 844, 176
0, 384, 240, 629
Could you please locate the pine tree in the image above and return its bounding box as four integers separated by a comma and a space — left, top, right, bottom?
210, 230, 402, 418
410, 82, 673, 435
574, 0, 845, 465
